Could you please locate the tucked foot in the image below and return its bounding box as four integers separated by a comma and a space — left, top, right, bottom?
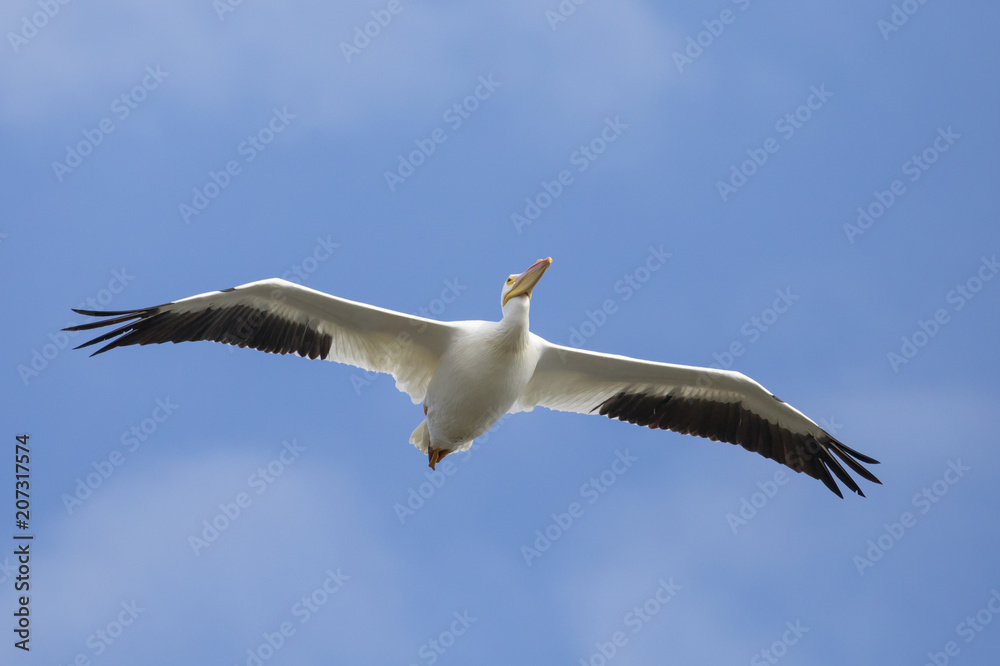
427, 447, 452, 470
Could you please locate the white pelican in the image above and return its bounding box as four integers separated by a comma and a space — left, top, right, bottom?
65, 258, 880, 497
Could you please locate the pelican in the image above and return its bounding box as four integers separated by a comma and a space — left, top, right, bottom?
65, 257, 880, 497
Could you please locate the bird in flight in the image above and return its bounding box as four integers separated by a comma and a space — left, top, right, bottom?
65, 257, 880, 497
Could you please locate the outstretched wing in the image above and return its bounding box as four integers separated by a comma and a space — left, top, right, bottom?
516, 339, 881, 498
64, 278, 459, 402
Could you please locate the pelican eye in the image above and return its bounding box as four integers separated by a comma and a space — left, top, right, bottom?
506, 277, 515, 285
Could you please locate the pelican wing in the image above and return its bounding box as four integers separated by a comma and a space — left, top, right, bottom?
516, 339, 881, 497
64, 278, 458, 402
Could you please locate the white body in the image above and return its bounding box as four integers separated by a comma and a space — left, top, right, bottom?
417, 298, 541, 455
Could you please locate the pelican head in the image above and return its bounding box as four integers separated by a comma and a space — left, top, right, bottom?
501, 257, 552, 308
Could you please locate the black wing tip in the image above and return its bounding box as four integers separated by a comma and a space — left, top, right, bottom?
64, 308, 154, 332
66, 288, 333, 362
70, 307, 144, 317
595, 389, 883, 499
818, 436, 882, 498
839, 445, 881, 466
65, 306, 162, 353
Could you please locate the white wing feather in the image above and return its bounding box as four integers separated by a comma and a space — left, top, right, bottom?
513, 338, 881, 497
516, 338, 800, 425
67, 278, 459, 403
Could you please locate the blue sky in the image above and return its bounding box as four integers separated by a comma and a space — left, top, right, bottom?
3, 1, 1000, 664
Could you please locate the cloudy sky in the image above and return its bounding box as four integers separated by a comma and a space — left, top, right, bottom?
3, 1, 1000, 664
